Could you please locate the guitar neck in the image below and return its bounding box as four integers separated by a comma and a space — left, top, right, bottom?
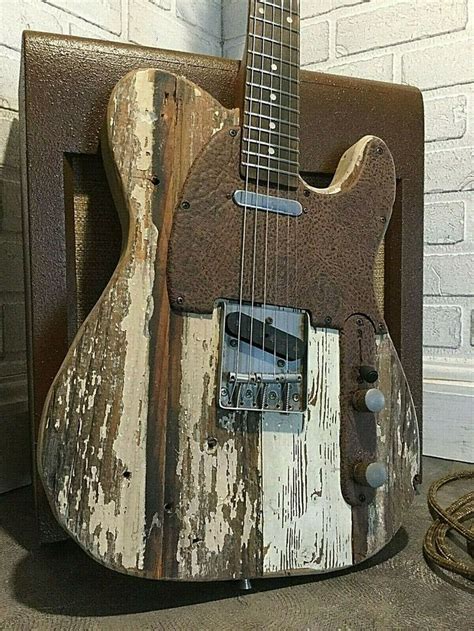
241, 0, 300, 190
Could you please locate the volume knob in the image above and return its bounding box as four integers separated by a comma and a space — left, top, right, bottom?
353, 462, 388, 489
353, 388, 385, 413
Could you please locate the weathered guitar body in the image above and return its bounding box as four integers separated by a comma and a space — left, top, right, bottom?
39, 67, 419, 580
39, 0, 419, 581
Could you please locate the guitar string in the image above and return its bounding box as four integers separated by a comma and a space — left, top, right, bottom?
248, 0, 265, 386
235, 2, 258, 399
273, 0, 283, 383
285, 0, 293, 396
261, 0, 276, 391
290, 0, 300, 405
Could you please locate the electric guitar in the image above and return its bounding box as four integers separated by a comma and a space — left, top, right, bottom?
38, 0, 420, 581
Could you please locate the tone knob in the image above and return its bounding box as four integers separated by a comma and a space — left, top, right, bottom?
353, 388, 385, 413
353, 462, 388, 489
359, 365, 379, 383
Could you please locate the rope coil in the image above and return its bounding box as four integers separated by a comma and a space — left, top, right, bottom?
423, 470, 474, 581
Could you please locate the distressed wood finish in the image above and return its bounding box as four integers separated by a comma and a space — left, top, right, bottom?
39, 68, 420, 580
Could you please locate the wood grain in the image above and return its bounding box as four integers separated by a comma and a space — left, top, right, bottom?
38, 69, 420, 581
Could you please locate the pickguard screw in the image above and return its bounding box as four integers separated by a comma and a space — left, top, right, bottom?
379, 323, 385, 331
380, 216, 387, 223
359, 494, 366, 503
164, 502, 174, 514
150, 175, 160, 186
226, 193, 232, 199
277, 359, 285, 368
265, 316, 273, 324
376, 146, 383, 155
356, 318, 363, 326
292, 393, 300, 402
325, 316, 332, 325
229, 339, 238, 347
304, 190, 310, 197
221, 387, 228, 397
176, 296, 184, 305
303, 207, 308, 213
181, 200, 190, 209
229, 128, 238, 137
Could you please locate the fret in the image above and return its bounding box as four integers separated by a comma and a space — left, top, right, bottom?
247, 66, 299, 83
257, 0, 299, 12
244, 124, 297, 142
249, 32, 299, 53
246, 50, 299, 68
242, 161, 297, 178
253, 15, 297, 34
246, 82, 300, 101
246, 97, 299, 116
243, 150, 299, 167
244, 110, 300, 129
243, 139, 299, 155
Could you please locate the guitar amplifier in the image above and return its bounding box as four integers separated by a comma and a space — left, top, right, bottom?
20, 31, 424, 543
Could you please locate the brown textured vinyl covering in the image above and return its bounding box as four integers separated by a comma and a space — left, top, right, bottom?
20, 32, 424, 542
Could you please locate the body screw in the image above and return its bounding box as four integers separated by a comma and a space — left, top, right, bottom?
229, 128, 238, 137
376, 146, 383, 155
176, 296, 184, 305
325, 316, 332, 325
277, 359, 285, 368
181, 200, 190, 209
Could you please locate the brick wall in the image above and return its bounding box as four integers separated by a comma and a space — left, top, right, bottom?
224, 0, 473, 461
0, 0, 222, 491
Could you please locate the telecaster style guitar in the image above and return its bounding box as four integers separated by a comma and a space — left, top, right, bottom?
39, 0, 420, 581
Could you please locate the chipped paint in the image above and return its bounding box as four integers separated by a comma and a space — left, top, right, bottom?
262, 328, 353, 573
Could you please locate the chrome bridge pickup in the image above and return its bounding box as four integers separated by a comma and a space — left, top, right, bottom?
225, 312, 305, 361
218, 301, 308, 414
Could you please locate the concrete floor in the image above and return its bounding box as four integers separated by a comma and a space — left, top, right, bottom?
0, 457, 472, 630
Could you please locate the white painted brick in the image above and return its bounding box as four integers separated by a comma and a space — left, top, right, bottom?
0, 47, 20, 111
44, 0, 122, 35
423, 305, 461, 348
425, 148, 474, 194
0, 176, 21, 233
301, 21, 329, 65
301, 0, 333, 18
402, 40, 473, 90
223, 0, 247, 41
129, 0, 221, 55
302, 0, 368, 18
425, 201, 465, 245
224, 36, 246, 60
2, 302, 26, 353
68, 21, 121, 41
336, 1, 467, 57
323, 54, 393, 82
177, 0, 221, 39
0, 0, 65, 52
424, 95, 467, 142
0, 110, 19, 168
424, 254, 474, 296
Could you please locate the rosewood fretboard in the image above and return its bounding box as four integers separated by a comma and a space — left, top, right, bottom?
241, 0, 300, 190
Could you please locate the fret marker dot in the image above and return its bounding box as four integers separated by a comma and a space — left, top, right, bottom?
270, 93, 277, 101
268, 147, 275, 155
271, 63, 278, 71
258, 7, 264, 14
287, 16, 293, 23
269, 122, 276, 130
